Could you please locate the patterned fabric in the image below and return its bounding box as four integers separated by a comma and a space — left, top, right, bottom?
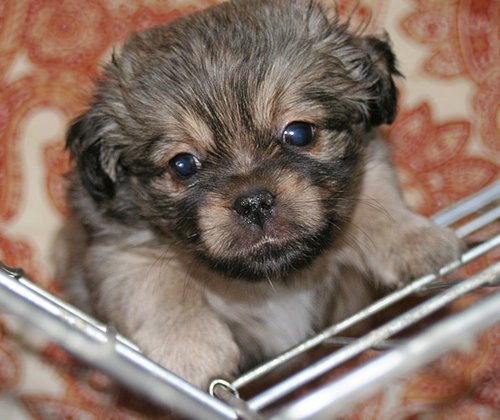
0, 0, 498, 418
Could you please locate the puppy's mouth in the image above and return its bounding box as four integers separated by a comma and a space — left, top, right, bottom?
197, 222, 334, 282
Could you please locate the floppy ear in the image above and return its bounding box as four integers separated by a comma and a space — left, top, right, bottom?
357, 33, 401, 126
66, 112, 121, 203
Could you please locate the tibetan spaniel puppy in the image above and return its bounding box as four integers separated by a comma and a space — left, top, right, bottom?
59, 0, 462, 388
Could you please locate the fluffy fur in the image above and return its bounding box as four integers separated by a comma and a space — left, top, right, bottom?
59, 0, 462, 388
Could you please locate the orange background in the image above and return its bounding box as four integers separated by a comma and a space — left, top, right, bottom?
0, 0, 498, 418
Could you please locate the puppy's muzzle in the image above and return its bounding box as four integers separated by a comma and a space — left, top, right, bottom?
233, 189, 275, 229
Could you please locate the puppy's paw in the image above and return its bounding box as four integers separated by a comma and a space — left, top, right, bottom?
135, 325, 240, 389
376, 217, 464, 288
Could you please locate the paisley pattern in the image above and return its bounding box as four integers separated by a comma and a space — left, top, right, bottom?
0, 0, 498, 418
385, 101, 498, 215
401, 0, 500, 155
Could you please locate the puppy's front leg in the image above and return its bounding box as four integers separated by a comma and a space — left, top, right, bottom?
85, 244, 240, 389
346, 138, 464, 287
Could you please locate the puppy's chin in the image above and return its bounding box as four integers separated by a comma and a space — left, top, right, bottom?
197, 225, 335, 282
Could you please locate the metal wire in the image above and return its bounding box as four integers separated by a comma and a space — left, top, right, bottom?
431, 180, 499, 226
0, 181, 498, 419
275, 287, 500, 419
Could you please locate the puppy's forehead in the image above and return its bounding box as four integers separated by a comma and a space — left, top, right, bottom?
122, 0, 353, 152
160, 63, 327, 162
162, 57, 323, 143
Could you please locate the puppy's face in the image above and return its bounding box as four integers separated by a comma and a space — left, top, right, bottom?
68, 0, 399, 281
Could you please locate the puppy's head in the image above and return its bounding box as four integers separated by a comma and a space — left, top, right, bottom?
67, 0, 400, 281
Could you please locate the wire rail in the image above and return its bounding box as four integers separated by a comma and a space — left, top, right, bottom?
0, 180, 498, 419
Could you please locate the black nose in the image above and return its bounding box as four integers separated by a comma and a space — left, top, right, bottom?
233, 189, 275, 229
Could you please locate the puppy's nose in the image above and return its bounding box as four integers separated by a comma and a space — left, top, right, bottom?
233, 189, 275, 229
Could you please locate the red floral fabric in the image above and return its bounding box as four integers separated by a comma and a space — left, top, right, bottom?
0, 0, 498, 418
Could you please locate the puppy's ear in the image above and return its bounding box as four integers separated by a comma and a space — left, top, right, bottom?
67, 112, 121, 203
356, 33, 401, 126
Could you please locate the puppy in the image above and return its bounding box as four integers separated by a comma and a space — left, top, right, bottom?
59, 0, 462, 388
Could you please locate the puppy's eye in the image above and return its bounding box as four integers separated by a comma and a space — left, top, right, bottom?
169, 153, 201, 179
283, 122, 316, 147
